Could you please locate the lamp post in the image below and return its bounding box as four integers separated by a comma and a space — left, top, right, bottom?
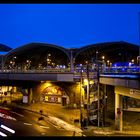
86, 63, 90, 128
46, 53, 51, 70
95, 50, 101, 127
80, 66, 83, 129
26, 60, 31, 70
97, 54, 100, 127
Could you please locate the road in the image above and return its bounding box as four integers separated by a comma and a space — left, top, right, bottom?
0, 105, 80, 137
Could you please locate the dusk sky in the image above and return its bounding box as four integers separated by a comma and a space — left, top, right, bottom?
0, 4, 140, 50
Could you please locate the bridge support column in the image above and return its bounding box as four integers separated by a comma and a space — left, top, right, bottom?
28, 88, 33, 104
115, 93, 123, 131
103, 84, 107, 126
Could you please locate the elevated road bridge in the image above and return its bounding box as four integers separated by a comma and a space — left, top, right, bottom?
0, 67, 140, 132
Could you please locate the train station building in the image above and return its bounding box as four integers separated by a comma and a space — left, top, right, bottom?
0, 41, 140, 131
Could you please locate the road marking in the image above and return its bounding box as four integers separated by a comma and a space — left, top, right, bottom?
0, 131, 7, 137
1, 125, 15, 134
10, 111, 24, 117
23, 123, 32, 126
40, 125, 49, 129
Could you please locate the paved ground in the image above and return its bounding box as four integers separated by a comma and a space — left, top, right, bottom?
10, 101, 140, 136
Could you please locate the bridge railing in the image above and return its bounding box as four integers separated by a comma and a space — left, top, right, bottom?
103, 66, 140, 74
0, 66, 139, 74
0, 68, 71, 73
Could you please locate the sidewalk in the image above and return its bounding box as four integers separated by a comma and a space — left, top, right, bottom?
11, 101, 140, 136
14, 102, 81, 127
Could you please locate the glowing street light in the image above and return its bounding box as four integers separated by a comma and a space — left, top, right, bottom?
131, 59, 134, 63
84, 79, 88, 84
107, 60, 110, 66
48, 53, 51, 57
46, 53, 52, 68
102, 56, 105, 60
26, 59, 31, 70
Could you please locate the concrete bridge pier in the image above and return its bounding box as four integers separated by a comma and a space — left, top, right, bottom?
115, 93, 123, 131
28, 88, 33, 104
21, 88, 33, 104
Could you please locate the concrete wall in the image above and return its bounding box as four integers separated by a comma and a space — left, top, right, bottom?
100, 77, 140, 90
0, 73, 74, 82
0, 79, 82, 106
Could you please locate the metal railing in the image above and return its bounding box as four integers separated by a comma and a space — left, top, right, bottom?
103, 66, 140, 74
0, 66, 140, 74
0, 68, 71, 73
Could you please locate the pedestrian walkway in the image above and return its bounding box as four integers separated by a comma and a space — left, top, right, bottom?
11, 101, 140, 136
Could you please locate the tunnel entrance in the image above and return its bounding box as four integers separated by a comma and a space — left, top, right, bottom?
41, 86, 69, 105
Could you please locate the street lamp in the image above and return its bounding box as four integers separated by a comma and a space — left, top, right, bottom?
80, 66, 83, 129
131, 59, 134, 64
10, 56, 17, 71
86, 63, 90, 128
107, 60, 110, 66
46, 53, 51, 69
26, 60, 31, 70
102, 56, 105, 60
110, 62, 112, 67
94, 52, 104, 127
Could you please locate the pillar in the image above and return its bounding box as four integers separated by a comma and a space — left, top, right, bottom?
115, 93, 123, 131
103, 84, 107, 126
70, 50, 74, 73
32, 84, 41, 102
28, 88, 33, 104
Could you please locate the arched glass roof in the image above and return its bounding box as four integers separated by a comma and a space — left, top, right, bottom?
74, 41, 139, 65
3, 41, 139, 69
5, 43, 70, 69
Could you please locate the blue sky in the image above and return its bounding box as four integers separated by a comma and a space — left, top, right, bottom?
0, 4, 140, 49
